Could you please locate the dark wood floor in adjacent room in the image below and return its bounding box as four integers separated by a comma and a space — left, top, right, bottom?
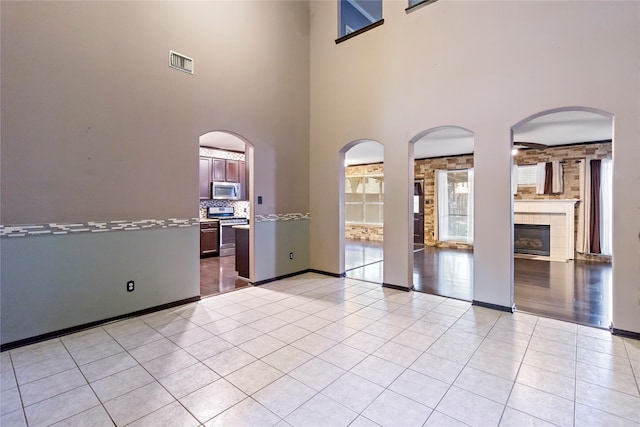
345, 239, 612, 328
200, 255, 248, 297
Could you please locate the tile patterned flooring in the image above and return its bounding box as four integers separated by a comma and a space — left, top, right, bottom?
1, 273, 639, 427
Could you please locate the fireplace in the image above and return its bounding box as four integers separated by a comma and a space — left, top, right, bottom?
514, 224, 551, 256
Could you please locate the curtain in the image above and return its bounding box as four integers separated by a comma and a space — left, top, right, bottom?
552, 160, 564, 193
600, 159, 613, 256
512, 164, 518, 195
414, 182, 423, 196
436, 170, 449, 241
536, 162, 546, 194
544, 163, 553, 194
590, 159, 602, 254
466, 168, 474, 244
577, 158, 592, 254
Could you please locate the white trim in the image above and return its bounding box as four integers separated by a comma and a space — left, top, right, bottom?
514, 199, 579, 262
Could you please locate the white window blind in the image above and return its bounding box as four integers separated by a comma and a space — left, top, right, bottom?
517, 165, 537, 186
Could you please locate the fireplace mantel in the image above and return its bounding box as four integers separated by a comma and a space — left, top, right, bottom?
514, 199, 579, 262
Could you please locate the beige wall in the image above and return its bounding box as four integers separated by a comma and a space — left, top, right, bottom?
0, 1, 311, 344
1, 1, 310, 224
309, 1, 640, 332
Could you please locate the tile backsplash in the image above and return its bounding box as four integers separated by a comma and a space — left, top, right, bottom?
199, 200, 250, 219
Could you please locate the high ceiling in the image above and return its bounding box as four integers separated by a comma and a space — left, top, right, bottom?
199, 112, 613, 165
345, 110, 613, 165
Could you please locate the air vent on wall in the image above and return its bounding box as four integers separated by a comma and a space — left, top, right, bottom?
169, 50, 194, 74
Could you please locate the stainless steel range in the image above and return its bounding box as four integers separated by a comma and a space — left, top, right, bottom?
207, 207, 249, 256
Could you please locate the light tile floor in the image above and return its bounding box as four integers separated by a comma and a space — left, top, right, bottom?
1, 273, 639, 427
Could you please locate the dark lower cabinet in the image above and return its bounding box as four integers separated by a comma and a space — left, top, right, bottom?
200, 222, 219, 256
235, 226, 250, 279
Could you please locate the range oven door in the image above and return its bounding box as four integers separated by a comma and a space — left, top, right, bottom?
219, 224, 237, 257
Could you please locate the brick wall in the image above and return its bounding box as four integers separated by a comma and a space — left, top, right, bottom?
514, 142, 612, 262
415, 155, 474, 249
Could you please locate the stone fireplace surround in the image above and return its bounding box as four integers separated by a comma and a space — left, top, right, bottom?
513, 199, 579, 262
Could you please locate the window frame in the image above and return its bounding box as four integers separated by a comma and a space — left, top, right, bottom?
336, 0, 384, 44
438, 169, 473, 243
406, 0, 439, 13
345, 174, 384, 225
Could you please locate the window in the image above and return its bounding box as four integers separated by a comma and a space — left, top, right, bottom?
407, 0, 439, 10
516, 165, 537, 186
339, 0, 382, 38
437, 169, 474, 243
345, 175, 384, 224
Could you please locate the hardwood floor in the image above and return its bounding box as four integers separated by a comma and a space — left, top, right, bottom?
514, 257, 611, 328
200, 255, 248, 297
344, 239, 612, 328
413, 247, 473, 301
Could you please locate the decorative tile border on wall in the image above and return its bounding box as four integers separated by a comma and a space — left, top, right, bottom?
254, 213, 311, 223
0, 218, 200, 238
199, 147, 245, 161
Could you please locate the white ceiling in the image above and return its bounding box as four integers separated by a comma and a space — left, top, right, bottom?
199, 131, 246, 152
199, 112, 613, 165
345, 110, 613, 165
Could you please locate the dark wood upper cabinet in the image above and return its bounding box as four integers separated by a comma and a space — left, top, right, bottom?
199, 157, 212, 200
213, 159, 226, 182
201, 154, 245, 199
238, 160, 247, 200
225, 160, 240, 182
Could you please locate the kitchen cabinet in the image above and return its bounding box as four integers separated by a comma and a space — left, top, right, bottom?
213, 159, 226, 182
238, 160, 247, 200
235, 225, 250, 279
200, 222, 219, 256
199, 157, 212, 200
212, 158, 240, 183
225, 160, 240, 183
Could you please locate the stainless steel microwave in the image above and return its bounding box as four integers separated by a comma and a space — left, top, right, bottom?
212, 182, 240, 200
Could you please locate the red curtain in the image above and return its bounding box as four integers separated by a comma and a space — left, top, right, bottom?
590, 159, 601, 253
544, 162, 553, 194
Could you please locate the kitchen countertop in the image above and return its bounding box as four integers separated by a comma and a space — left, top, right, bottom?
199, 218, 219, 223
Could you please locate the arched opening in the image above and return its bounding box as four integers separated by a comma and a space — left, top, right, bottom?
198, 130, 254, 297
341, 140, 385, 283
410, 126, 475, 301
511, 108, 614, 328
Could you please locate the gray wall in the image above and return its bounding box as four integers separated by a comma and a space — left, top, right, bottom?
1, 1, 311, 344
254, 220, 311, 283
1, 227, 199, 344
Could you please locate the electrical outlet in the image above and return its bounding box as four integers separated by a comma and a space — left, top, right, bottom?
126, 281, 135, 292
289, 252, 294, 260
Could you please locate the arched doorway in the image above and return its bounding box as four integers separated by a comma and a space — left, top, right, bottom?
341, 140, 385, 283
409, 126, 475, 301
511, 108, 614, 327
199, 131, 254, 297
